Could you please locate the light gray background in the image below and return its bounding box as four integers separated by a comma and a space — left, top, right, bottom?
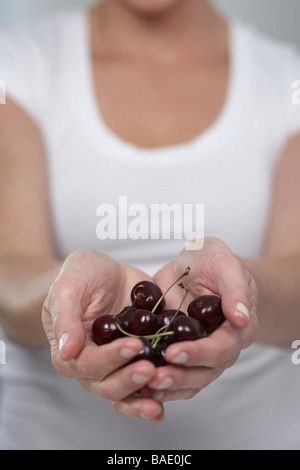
0, 0, 299, 444
0, 0, 300, 50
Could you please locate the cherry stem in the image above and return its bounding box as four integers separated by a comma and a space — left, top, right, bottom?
115, 321, 174, 341
116, 293, 144, 321
151, 266, 190, 314
168, 283, 189, 328
114, 267, 190, 346
152, 283, 190, 349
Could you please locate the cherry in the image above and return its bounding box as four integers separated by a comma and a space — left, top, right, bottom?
92, 315, 122, 346
154, 340, 170, 365
129, 338, 166, 367
126, 309, 160, 336
188, 295, 225, 333
115, 305, 137, 330
130, 281, 165, 312
158, 309, 186, 327
170, 316, 207, 343
91, 266, 216, 369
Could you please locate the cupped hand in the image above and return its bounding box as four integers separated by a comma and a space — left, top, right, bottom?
42, 249, 164, 422
135, 237, 259, 407
42, 239, 259, 424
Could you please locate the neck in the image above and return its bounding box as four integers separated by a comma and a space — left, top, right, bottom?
92, 0, 227, 63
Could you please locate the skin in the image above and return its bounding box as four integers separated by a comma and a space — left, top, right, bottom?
0, 0, 300, 424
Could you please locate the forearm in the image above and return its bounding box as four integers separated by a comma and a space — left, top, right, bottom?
240, 254, 300, 348
0, 255, 63, 346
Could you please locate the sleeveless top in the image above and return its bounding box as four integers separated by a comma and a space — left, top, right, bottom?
0, 9, 300, 450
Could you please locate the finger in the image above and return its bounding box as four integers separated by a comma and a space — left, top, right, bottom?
164, 324, 243, 368
42, 280, 86, 362
112, 396, 164, 422
78, 359, 157, 401
147, 363, 225, 393
175, 241, 255, 329
217, 267, 255, 329
52, 336, 145, 380
141, 386, 201, 403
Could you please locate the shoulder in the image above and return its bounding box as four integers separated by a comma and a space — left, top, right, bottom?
0, 9, 87, 122
0, 9, 85, 57
235, 21, 300, 138
236, 21, 300, 67
234, 20, 300, 94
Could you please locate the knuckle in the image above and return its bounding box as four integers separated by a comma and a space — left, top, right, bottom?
184, 389, 200, 400
79, 378, 110, 399
42, 282, 57, 311
212, 346, 231, 367
83, 358, 101, 380
111, 401, 121, 414
94, 383, 110, 399
66, 249, 96, 264
245, 318, 259, 347
225, 353, 240, 369
51, 355, 74, 379
249, 275, 258, 296
43, 279, 71, 314
77, 378, 93, 393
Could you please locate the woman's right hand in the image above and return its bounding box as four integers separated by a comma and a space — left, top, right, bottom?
42, 249, 164, 421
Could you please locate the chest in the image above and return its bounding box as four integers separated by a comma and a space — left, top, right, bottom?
92, 56, 229, 148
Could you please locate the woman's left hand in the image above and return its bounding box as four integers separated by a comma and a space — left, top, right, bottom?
112, 237, 259, 422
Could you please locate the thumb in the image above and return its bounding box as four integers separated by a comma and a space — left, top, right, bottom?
174, 239, 253, 329
42, 281, 86, 362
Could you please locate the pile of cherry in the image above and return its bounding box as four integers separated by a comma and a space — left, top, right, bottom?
92, 267, 225, 367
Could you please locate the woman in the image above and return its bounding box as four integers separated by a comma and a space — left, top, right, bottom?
0, 0, 299, 450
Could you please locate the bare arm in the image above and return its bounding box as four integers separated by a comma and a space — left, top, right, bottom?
126, 136, 300, 413
241, 132, 300, 347
0, 98, 62, 346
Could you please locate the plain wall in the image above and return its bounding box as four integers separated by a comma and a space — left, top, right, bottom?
0, 0, 300, 50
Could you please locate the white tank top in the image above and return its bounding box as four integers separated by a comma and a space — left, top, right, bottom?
0, 9, 300, 450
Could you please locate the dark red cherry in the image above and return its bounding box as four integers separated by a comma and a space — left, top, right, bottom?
170, 316, 207, 343
130, 338, 165, 367
127, 309, 160, 336
115, 305, 137, 330
130, 281, 165, 312
154, 340, 170, 365
157, 309, 186, 327
188, 295, 225, 333
92, 315, 122, 346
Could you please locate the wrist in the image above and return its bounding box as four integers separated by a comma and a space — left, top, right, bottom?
238, 254, 300, 347
0, 256, 63, 347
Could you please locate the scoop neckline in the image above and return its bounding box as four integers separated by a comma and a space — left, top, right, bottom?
77, 9, 244, 164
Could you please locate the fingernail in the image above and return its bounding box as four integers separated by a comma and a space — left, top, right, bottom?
170, 351, 188, 364
185, 238, 204, 251
153, 390, 165, 401
132, 373, 151, 385
155, 377, 174, 390
140, 410, 161, 420
59, 332, 69, 353
120, 348, 140, 359
140, 411, 155, 420
235, 302, 250, 320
